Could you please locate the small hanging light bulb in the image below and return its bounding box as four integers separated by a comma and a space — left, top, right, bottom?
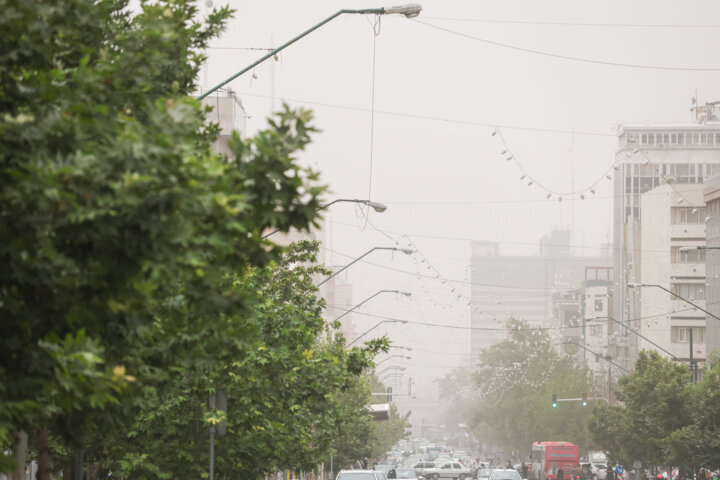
506, 156, 513, 161
527, 181, 533, 186
558, 196, 563, 202
501, 150, 507, 155
546, 193, 552, 199
520, 175, 525, 180
491, 129, 497, 136
591, 188, 596, 194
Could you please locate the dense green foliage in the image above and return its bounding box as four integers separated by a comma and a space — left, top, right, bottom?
439, 320, 596, 459
588, 350, 720, 477
0, 1, 388, 478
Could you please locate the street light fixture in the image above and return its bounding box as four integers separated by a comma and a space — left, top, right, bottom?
628, 283, 720, 322
197, 4, 423, 100
347, 319, 408, 347
626, 284, 709, 383
389, 345, 412, 352
375, 355, 412, 366
332, 289, 411, 323
376, 365, 406, 377
262, 198, 387, 239
317, 246, 413, 287
562, 341, 629, 373
590, 316, 678, 361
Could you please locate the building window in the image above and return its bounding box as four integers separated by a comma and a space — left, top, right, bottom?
594, 299, 604, 311
672, 283, 705, 300
672, 207, 707, 224
672, 247, 706, 264
590, 325, 603, 336
672, 327, 706, 344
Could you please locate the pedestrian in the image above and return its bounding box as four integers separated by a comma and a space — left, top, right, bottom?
522, 463, 529, 479
606, 466, 615, 480
507, 461, 513, 469
558, 468, 565, 480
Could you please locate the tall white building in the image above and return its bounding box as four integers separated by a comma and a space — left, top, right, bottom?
613, 103, 720, 369
637, 183, 707, 368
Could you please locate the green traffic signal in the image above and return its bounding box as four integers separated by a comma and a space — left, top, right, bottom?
552, 393, 558, 408
582, 393, 587, 406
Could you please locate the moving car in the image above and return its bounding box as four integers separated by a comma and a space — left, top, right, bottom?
337, 470, 388, 480
423, 461, 473, 480
489, 470, 523, 480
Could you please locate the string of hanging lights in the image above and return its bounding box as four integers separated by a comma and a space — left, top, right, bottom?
490, 127, 618, 200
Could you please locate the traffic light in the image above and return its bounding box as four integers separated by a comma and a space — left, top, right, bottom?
387, 386, 393, 403
552, 394, 558, 408
582, 393, 588, 406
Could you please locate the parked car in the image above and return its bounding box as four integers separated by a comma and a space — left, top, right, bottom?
337, 470, 388, 480
423, 461, 474, 480
414, 462, 438, 478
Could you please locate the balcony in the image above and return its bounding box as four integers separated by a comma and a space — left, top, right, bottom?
671, 263, 705, 278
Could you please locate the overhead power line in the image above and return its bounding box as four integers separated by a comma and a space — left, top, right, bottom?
412, 19, 720, 71
420, 17, 720, 28
232, 91, 614, 137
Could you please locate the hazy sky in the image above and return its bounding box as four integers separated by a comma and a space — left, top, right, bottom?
200, 0, 720, 432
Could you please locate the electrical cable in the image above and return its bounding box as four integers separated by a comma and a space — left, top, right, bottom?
412, 19, 720, 71
231, 90, 614, 137
420, 18, 720, 28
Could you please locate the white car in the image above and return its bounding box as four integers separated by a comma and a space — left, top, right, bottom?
337, 470, 388, 480
423, 461, 473, 480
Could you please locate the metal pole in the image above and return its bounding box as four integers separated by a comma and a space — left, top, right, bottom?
330, 452, 334, 480
197, 9, 385, 100
594, 316, 679, 360
209, 426, 215, 480
690, 328, 696, 384
634, 284, 720, 322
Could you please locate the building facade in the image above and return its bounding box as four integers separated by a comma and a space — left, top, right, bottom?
703, 173, 720, 362
612, 111, 720, 368
470, 230, 611, 361
637, 183, 707, 366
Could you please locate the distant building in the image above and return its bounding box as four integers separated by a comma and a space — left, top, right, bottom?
613, 103, 720, 369
704, 173, 720, 363
200, 89, 247, 155
470, 230, 611, 361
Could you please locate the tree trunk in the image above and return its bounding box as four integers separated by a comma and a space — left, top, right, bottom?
37, 425, 51, 480
11, 430, 28, 480
62, 458, 71, 480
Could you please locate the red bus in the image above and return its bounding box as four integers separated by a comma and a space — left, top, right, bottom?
530, 441, 580, 480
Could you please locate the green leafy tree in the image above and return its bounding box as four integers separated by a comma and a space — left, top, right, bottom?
589, 350, 691, 472
667, 363, 720, 476
443, 319, 595, 460
1, 0, 325, 476
99, 241, 386, 480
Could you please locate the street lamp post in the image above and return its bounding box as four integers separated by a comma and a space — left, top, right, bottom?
563, 341, 628, 404
376, 365, 406, 377
317, 247, 413, 287
563, 341, 630, 373
347, 319, 408, 347
389, 345, 412, 352
262, 198, 387, 239
628, 283, 720, 322
332, 289, 411, 323
590, 316, 679, 361
375, 355, 411, 366
197, 4, 423, 100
